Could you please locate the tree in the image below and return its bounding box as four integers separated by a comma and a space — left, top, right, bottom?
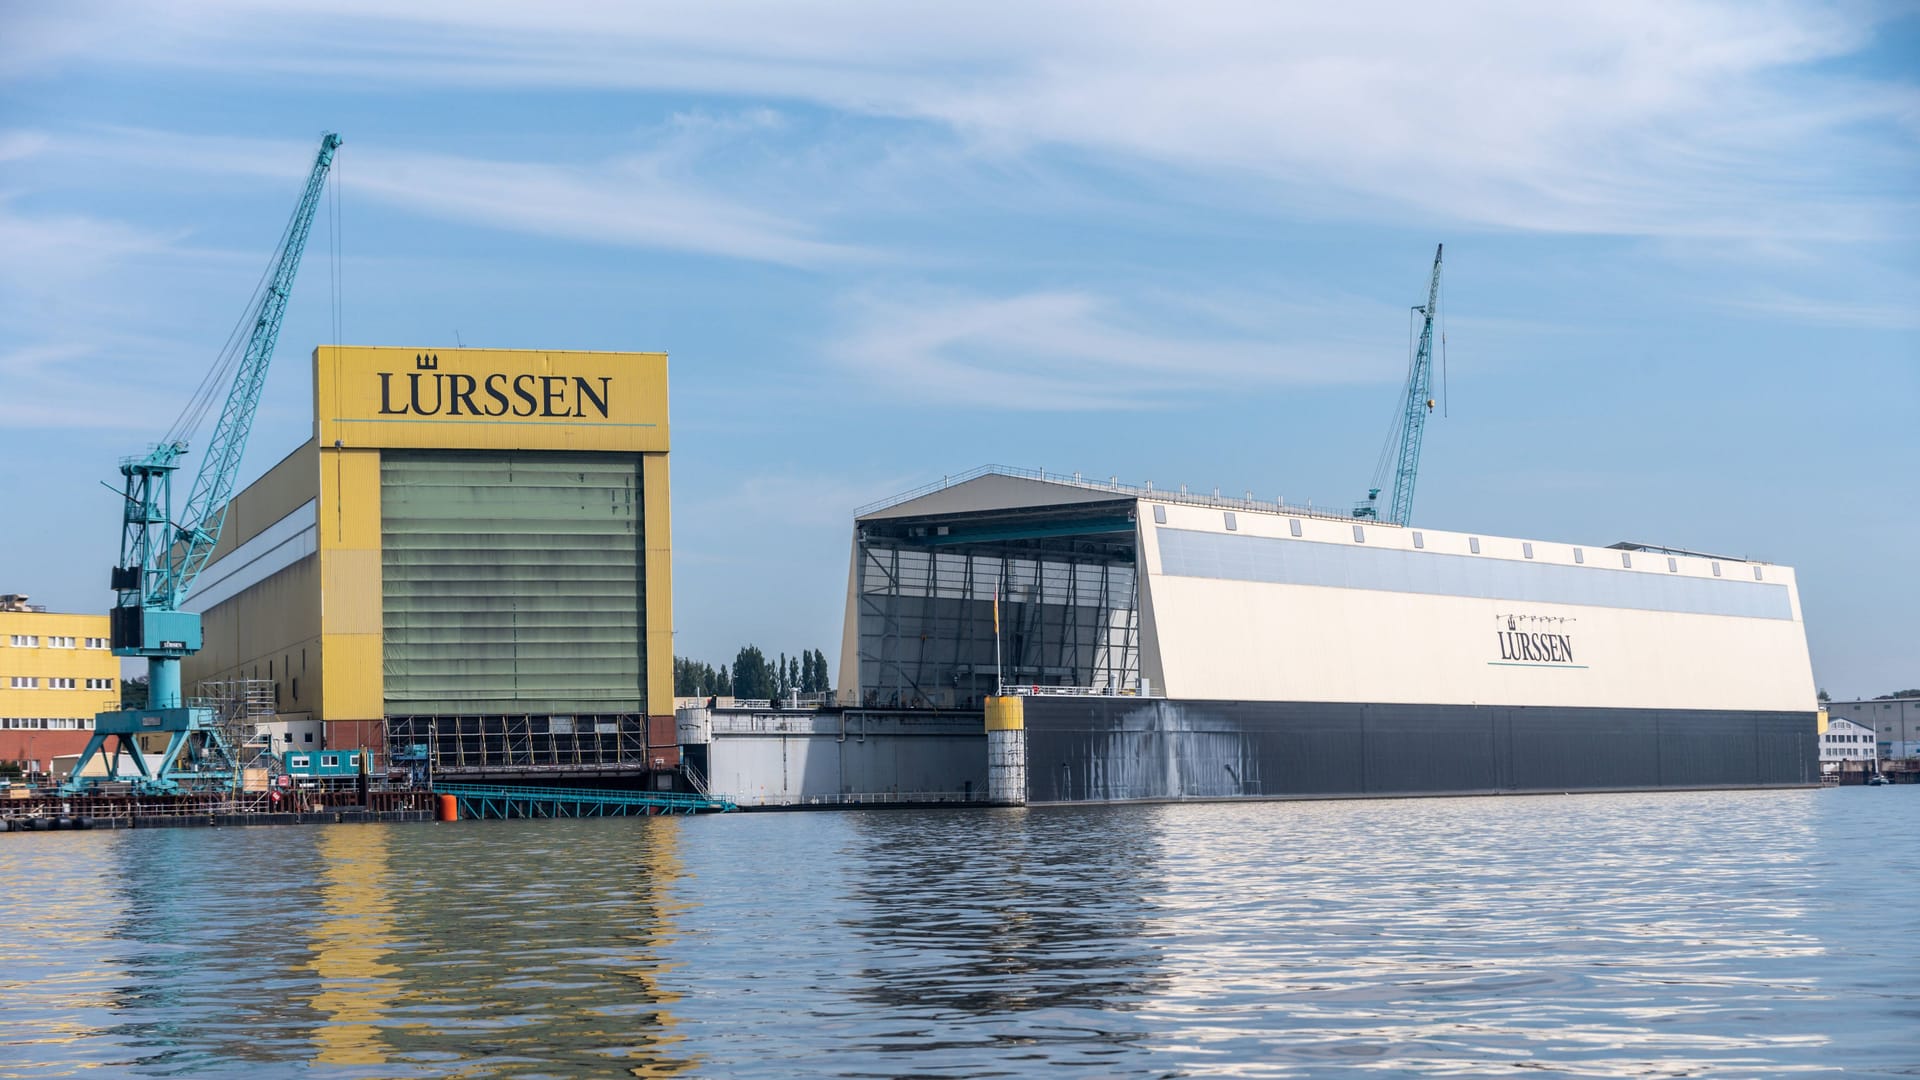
732, 645, 775, 701
713, 661, 732, 696
816, 649, 832, 698
121, 676, 149, 710
1874, 689, 1920, 700
1818, 688, 1832, 703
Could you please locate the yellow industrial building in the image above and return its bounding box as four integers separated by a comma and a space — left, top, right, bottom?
0, 597, 120, 772
181, 346, 675, 778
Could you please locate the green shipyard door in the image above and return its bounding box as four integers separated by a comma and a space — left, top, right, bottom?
380, 451, 645, 718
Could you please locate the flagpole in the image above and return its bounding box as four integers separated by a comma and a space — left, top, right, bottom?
993, 585, 1003, 695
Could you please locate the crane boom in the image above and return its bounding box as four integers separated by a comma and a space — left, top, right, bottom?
1355, 243, 1443, 526
69, 131, 340, 796
1389, 243, 1443, 526
169, 132, 342, 606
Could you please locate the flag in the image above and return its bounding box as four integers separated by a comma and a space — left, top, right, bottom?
993, 587, 1000, 634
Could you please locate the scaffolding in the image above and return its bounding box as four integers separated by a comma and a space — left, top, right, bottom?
384, 713, 651, 775
855, 501, 1141, 707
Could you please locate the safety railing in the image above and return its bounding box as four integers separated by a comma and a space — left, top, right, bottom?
854, 464, 1367, 525
997, 683, 1165, 699
435, 782, 736, 818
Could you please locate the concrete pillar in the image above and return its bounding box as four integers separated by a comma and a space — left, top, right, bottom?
985, 695, 1026, 805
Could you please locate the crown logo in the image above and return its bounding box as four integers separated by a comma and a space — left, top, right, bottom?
415, 353, 440, 371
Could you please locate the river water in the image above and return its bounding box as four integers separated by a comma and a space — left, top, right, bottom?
1, 787, 1914, 1078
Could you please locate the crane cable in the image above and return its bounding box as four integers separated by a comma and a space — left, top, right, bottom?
1366, 306, 1420, 495
163, 193, 306, 448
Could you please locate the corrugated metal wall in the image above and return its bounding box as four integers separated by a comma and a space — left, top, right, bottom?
1023, 698, 1819, 801
381, 451, 644, 716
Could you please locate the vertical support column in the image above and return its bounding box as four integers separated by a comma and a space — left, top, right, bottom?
985, 695, 1027, 806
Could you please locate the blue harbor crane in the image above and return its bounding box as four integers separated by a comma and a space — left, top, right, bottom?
63, 132, 342, 796
1355, 243, 1444, 526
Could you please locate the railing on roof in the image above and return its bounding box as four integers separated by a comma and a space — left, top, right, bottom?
854, 464, 1375, 525
997, 683, 1166, 699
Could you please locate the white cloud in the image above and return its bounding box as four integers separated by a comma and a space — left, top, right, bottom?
7, 1, 1911, 242
34, 127, 868, 268
833, 286, 1397, 410
0, 201, 182, 289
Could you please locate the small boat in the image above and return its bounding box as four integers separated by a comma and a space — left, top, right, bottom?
1868, 774, 1892, 786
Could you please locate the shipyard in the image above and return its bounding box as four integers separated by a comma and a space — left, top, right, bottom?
0, 157, 1867, 823
3, 9, 1916, 1077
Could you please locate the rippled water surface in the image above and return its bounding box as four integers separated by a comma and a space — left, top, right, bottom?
2, 788, 1916, 1078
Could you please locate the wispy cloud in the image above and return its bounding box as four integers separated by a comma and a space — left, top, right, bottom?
32, 127, 869, 268
833, 286, 1397, 410
8, 1, 1912, 242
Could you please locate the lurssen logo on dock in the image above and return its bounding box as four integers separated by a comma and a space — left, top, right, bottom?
1492, 613, 1579, 666
375, 353, 614, 419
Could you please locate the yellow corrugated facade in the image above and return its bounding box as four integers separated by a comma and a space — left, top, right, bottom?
185, 346, 673, 751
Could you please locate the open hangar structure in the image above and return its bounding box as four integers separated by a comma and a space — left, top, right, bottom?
841, 466, 1820, 803
180, 346, 676, 780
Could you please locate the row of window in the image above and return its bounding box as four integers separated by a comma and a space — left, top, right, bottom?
1824, 733, 1870, 743
0, 717, 94, 729
1163, 505, 1770, 582
5, 635, 111, 649
6, 677, 115, 690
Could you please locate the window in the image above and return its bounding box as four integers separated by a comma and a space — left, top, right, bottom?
1573, 547, 1585, 564
1523, 542, 1534, 559
1223, 512, 1237, 532
1621, 552, 1633, 568
8, 635, 39, 648
47, 636, 74, 649
1469, 537, 1481, 554
303, 731, 314, 743
85, 637, 108, 649
291, 677, 298, 701
1152, 505, 1167, 524
322, 755, 338, 768
9, 677, 37, 689
1288, 518, 1303, 538
289, 755, 310, 768
1412, 531, 1425, 549
1667, 557, 1678, 573
86, 678, 113, 691
1753, 566, 1764, 581
48, 677, 75, 690
1711, 562, 1722, 578
1352, 525, 1366, 543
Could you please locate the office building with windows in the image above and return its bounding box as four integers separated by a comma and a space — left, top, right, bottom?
0, 597, 120, 773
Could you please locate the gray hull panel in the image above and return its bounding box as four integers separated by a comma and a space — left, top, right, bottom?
1023, 698, 1818, 803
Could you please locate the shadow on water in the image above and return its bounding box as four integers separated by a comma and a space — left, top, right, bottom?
840, 806, 1169, 1016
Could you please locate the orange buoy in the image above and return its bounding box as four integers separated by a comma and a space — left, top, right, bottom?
436, 794, 459, 822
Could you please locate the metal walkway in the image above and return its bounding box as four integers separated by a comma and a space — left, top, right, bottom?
435, 783, 737, 820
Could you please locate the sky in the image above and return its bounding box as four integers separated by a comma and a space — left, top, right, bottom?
1, 1, 1915, 698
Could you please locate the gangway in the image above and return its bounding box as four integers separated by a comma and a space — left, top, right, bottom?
434, 783, 737, 820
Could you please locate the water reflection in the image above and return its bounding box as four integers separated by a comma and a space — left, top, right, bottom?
2, 787, 1914, 1078
371, 817, 695, 1078
841, 807, 1169, 1016
307, 824, 403, 1067
1134, 792, 1833, 1077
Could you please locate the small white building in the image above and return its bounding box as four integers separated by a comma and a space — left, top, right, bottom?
1826, 697, 1920, 759
1820, 716, 1877, 765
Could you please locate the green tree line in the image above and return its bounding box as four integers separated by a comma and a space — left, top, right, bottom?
675, 647, 832, 701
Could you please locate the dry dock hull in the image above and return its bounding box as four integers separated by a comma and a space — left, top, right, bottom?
1023, 697, 1819, 803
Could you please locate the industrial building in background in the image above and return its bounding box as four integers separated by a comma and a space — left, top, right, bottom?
0, 596, 118, 774
841, 466, 1820, 803
180, 346, 675, 783
1826, 697, 1920, 760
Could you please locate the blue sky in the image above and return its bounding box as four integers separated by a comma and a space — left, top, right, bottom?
2, 1, 1915, 697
